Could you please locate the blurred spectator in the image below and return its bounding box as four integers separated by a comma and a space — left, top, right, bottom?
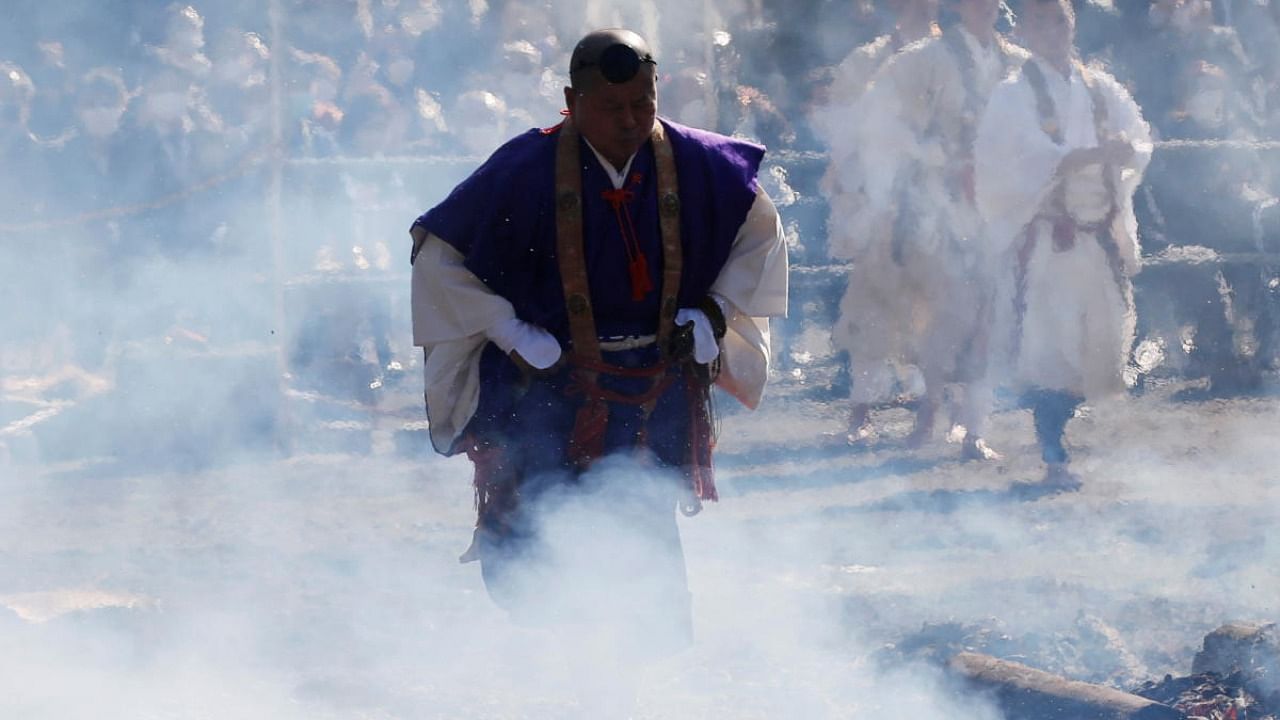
1229, 0, 1280, 83
137, 4, 227, 178
24, 41, 79, 151
1070, 0, 1125, 61
811, 0, 940, 155
288, 46, 345, 156
450, 89, 510, 157
1140, 143, 1278, 390
1237, 0, 1280, 133
148, 3, 213, 76
290, 278, 395, 408
74, 68, 133, 172
1116, 0, 1259, 139
663, 66, 716, 129
1109, 0, 1278, 394
497, 1, 565, 63
709, 30, 796, 147
491, 39, 566, 128
340, 51, 412, 156
206, 27, 272, 151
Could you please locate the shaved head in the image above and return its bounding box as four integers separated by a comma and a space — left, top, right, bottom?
1016, 0, 1076, 66
563, 28, 659, 170
569, 28, 656, 92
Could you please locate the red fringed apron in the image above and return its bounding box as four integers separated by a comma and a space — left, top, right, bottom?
554, 118, 717, 511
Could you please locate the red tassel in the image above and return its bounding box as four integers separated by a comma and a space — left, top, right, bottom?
601, 187, 651, 302
628, 252, 654, 302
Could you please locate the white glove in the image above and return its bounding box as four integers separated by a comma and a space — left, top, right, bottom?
675, 308, 720, 364
487, 317, 562, 369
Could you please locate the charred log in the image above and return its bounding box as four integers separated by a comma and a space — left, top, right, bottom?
950, 651, 1184, 720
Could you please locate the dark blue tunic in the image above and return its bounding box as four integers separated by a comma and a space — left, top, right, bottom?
410, 119, 764, 652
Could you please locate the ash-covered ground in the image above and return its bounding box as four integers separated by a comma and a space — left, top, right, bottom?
2, 370, 1277, 719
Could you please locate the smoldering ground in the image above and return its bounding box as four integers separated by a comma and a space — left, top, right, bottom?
4, 383, 1280, 718
0, 446, 1007, 719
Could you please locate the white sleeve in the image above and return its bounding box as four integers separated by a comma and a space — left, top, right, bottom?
709, 187, 789, 410
1099, 73, 1153, 275
410, 231, 514, 453
411, 231, 515, 346
710, 187, 789, 318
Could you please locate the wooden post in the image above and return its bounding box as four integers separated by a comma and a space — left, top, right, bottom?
267, 0, 294, 455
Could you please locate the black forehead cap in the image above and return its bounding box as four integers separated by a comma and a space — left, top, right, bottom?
570, 28, 656, 84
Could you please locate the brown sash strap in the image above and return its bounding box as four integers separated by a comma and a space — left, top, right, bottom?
554, 118, 704, 486
942, 29, 983, 155
554, 118, 607, 468
1022, 60, 1064, 145
554, 117, 601, 364
651, 121, 684, 359
1011, 62, 1130, 360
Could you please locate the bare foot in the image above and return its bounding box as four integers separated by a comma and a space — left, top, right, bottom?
1011, 463, 1081, 500
847, 420, 878, 446
961, 436, 1003, 461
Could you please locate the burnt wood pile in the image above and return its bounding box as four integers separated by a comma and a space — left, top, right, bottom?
889, 621, 1280, 720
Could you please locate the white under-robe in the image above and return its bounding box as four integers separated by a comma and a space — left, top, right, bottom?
974, 59, 1152, 400
410, 186, 789, 452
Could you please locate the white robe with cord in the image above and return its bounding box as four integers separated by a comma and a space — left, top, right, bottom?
975, 58, 1152, 400
827, 30, 1027, 410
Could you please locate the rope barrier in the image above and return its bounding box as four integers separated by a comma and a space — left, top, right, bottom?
283, 154, 485, 166
0, 143, 278, 235
1152, 138, 1280, 151
0, 137, 1274, 235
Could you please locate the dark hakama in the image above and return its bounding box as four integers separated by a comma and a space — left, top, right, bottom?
412, 119, 763, 657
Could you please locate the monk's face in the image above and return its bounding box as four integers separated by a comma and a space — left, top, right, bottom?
956, 0, 1000, 31
1019, 0, 1076, 64
892, 0, 940, 30
565, 66, 657, 168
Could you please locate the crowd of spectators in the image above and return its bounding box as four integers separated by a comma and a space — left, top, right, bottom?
1, 0, 1278, 409
3, 0, 1279, 223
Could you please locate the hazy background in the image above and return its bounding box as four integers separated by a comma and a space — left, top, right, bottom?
1, 0, 1279, 717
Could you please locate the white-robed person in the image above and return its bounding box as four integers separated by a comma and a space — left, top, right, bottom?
829, 0, 1026, 457
811, 0, 940, 151
811, 0, 939, 441
974, 0, 1152, 485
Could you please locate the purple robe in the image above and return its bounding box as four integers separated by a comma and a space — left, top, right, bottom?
412, 118, 764, 340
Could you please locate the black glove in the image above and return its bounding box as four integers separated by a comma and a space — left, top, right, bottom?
667, 320, 697, 363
